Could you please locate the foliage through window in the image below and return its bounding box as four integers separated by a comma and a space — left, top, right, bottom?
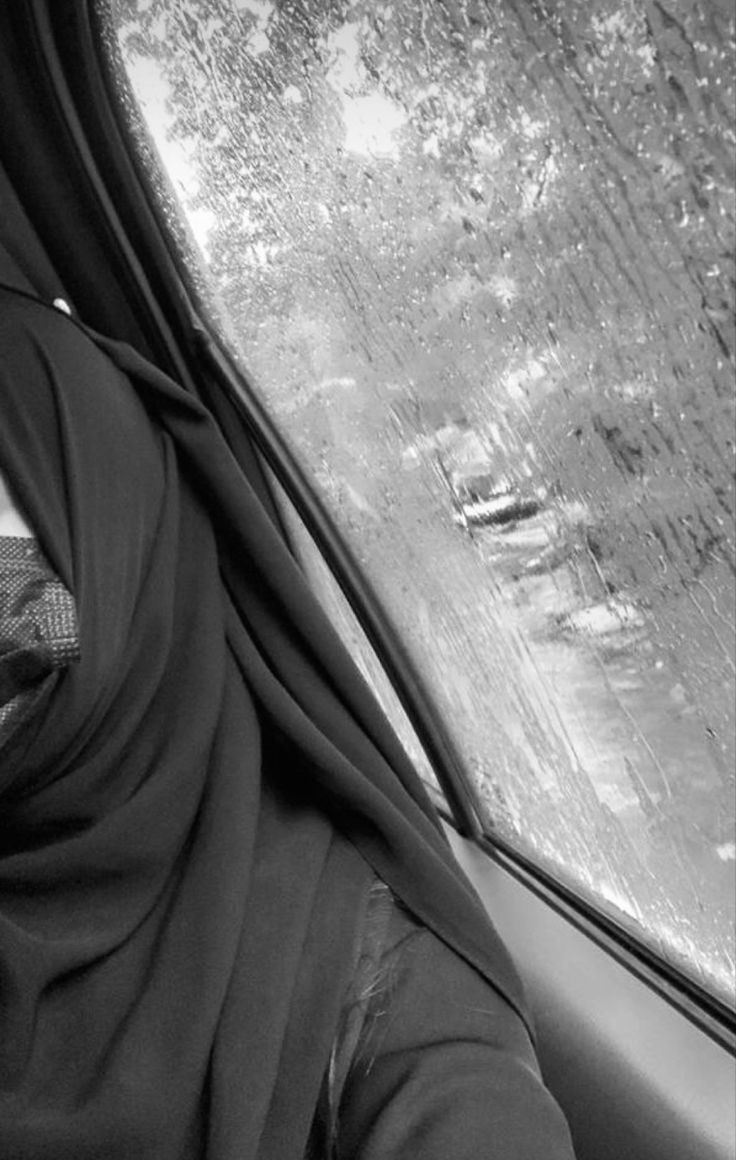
102, 0, 735, 1005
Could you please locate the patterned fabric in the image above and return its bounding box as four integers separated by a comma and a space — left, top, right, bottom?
0, 535, 79, 744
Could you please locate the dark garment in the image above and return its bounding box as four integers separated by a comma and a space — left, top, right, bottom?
311, 881, 575, 1159
0, 534, 576, 1160
0, 530, 576, 1160
0, 279, 575, 1159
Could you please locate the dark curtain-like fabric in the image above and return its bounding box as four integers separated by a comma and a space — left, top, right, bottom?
0, 149, 535, 1159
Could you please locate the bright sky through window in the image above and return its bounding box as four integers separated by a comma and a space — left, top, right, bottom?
127, 54, 216, 252
340, 93, 406, 157
326, 19, 406, 157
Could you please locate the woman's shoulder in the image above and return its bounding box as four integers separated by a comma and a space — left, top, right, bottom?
311, 876, 577, 1160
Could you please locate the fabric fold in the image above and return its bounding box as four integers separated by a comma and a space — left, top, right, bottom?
0, 195, 532, 1158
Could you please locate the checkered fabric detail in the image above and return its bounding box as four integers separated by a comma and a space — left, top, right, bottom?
0, 535, 79, 738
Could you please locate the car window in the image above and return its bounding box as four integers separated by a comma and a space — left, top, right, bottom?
269, 468, 449, 811
100, 0, 735, 1006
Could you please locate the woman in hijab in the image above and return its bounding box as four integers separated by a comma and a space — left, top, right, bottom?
0, 280, 577, 1159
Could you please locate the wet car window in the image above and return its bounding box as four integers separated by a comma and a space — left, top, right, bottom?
267, 470, 448, 809
103, 0, 735, 1005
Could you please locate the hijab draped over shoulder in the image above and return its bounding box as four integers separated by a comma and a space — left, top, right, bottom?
0, 185, 530, 1159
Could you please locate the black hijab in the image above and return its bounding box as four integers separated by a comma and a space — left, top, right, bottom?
0, 169, 530, 1158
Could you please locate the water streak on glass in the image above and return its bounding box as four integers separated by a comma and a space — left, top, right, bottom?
105, 0, 735, 1004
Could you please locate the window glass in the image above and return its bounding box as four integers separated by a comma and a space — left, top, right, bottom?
103, 0, 735, 1004
269, 469, 448, 811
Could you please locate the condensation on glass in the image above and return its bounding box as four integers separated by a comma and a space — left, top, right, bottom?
103, 0, 735, 1004
265, 469, 447, 809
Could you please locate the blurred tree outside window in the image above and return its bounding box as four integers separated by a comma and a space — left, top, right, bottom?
102, 0, 735, 1006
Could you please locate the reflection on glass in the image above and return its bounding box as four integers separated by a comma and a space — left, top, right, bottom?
106, 0, 735, 1004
